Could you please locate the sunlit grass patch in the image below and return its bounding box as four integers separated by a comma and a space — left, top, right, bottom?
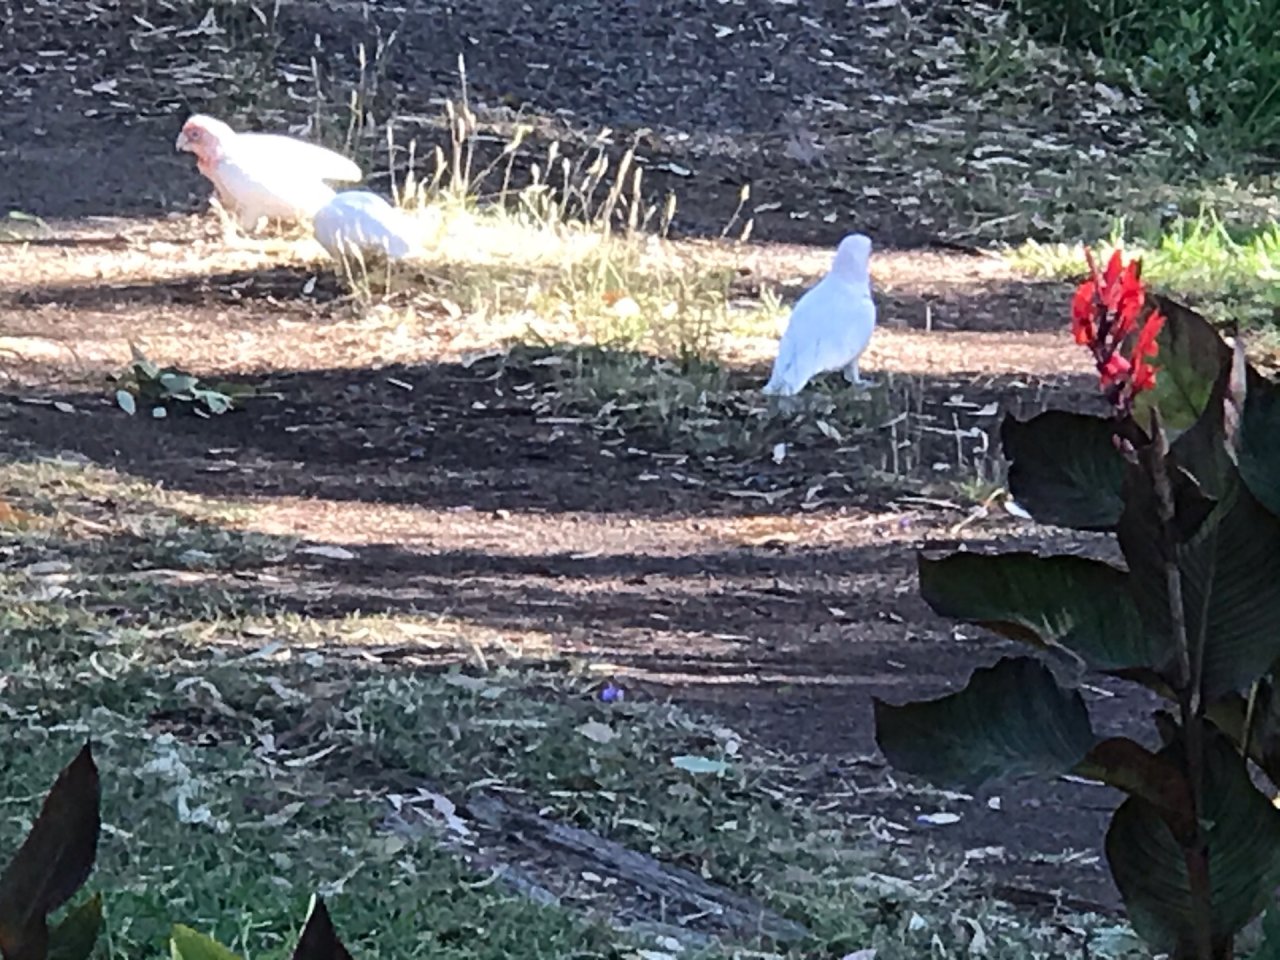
318, 100, 780, 374
1008, 214, 1280, 334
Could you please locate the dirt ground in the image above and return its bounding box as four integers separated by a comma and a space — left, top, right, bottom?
0, 0, 1151, 919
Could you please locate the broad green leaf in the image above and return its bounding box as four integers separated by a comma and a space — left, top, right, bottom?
193, 389, 233, 415
1106, 728, 1280, 957
1238, 369, 1280, 519
918, 552, 1165, 673
132, 359, 161, 382
171, 925, 243, 960
1120, 465, 1280, 699
1134, 295, 1231, 434
291, 896, 353, 960
1076, 738, 1193, 841
47, 895, 102, 960
114, 390, 136, 415
874, 656, 1094, 789
0, 744, 100, 960
1207, 677, 1280, 791
158, 373, 200, 396
1168, 345, 1239, 504
1001, 410, 1125, 531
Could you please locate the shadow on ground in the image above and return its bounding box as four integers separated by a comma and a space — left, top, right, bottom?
0, 347, 1102, 514
1, 347, 1134, 910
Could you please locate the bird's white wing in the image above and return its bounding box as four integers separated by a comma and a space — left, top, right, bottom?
762, 324, 818, 397
313, 191, 420, 261
833, 283, 876, 383
237, 133, 363, 183
763, 276, 875, 396
211, 158, 336, 227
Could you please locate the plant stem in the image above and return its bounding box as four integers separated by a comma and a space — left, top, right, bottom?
1144, 408, 1214, 960
1243, 680, 1261, 763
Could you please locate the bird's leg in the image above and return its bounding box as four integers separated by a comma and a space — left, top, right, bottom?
208, 194, 241, 246
210, 201, 292, 255
843, 361, 877, 388
250, 217, 304, 255
772, 394, 805, 417
209, 195, 272, 251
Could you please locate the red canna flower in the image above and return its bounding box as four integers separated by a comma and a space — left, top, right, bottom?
1129, 309, 1165, 395
1071, 245, 1162, 414
1107, 254, 1144, 337
1071, 284, 1097, 345
1099, 351, 1131, 388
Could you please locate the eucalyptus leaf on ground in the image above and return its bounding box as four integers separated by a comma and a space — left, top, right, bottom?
577, 720, 616, 744
671, 756, 729, 776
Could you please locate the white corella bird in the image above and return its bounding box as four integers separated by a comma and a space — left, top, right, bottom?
762, 233, 878, 396
175, 114, 363, 230
312, 190, 421, 263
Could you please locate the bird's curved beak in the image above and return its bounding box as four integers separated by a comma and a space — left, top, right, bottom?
175, 130, 191, 152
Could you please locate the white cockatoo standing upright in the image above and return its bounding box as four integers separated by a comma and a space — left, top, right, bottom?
312, 190, 422, 264
175, 114, 361, 231
762, 233, 878, 396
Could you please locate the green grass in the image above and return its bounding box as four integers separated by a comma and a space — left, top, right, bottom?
0, 457, 1133, 960
960, 0, 1280, 339
7, 720, 623, 960
955, 1, 1280, 249
1005, 0, 1280, 160
1008, 214, 1280, 333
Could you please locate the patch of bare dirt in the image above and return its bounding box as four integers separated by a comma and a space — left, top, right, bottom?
1, 0, 1171, 245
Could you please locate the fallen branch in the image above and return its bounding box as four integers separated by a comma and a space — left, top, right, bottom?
463, 793, 810, 944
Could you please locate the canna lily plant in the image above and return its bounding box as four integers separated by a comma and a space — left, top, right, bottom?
874, 246, 1280, 960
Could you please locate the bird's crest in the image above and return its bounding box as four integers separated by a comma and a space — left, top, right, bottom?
175, 114, 234, 159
